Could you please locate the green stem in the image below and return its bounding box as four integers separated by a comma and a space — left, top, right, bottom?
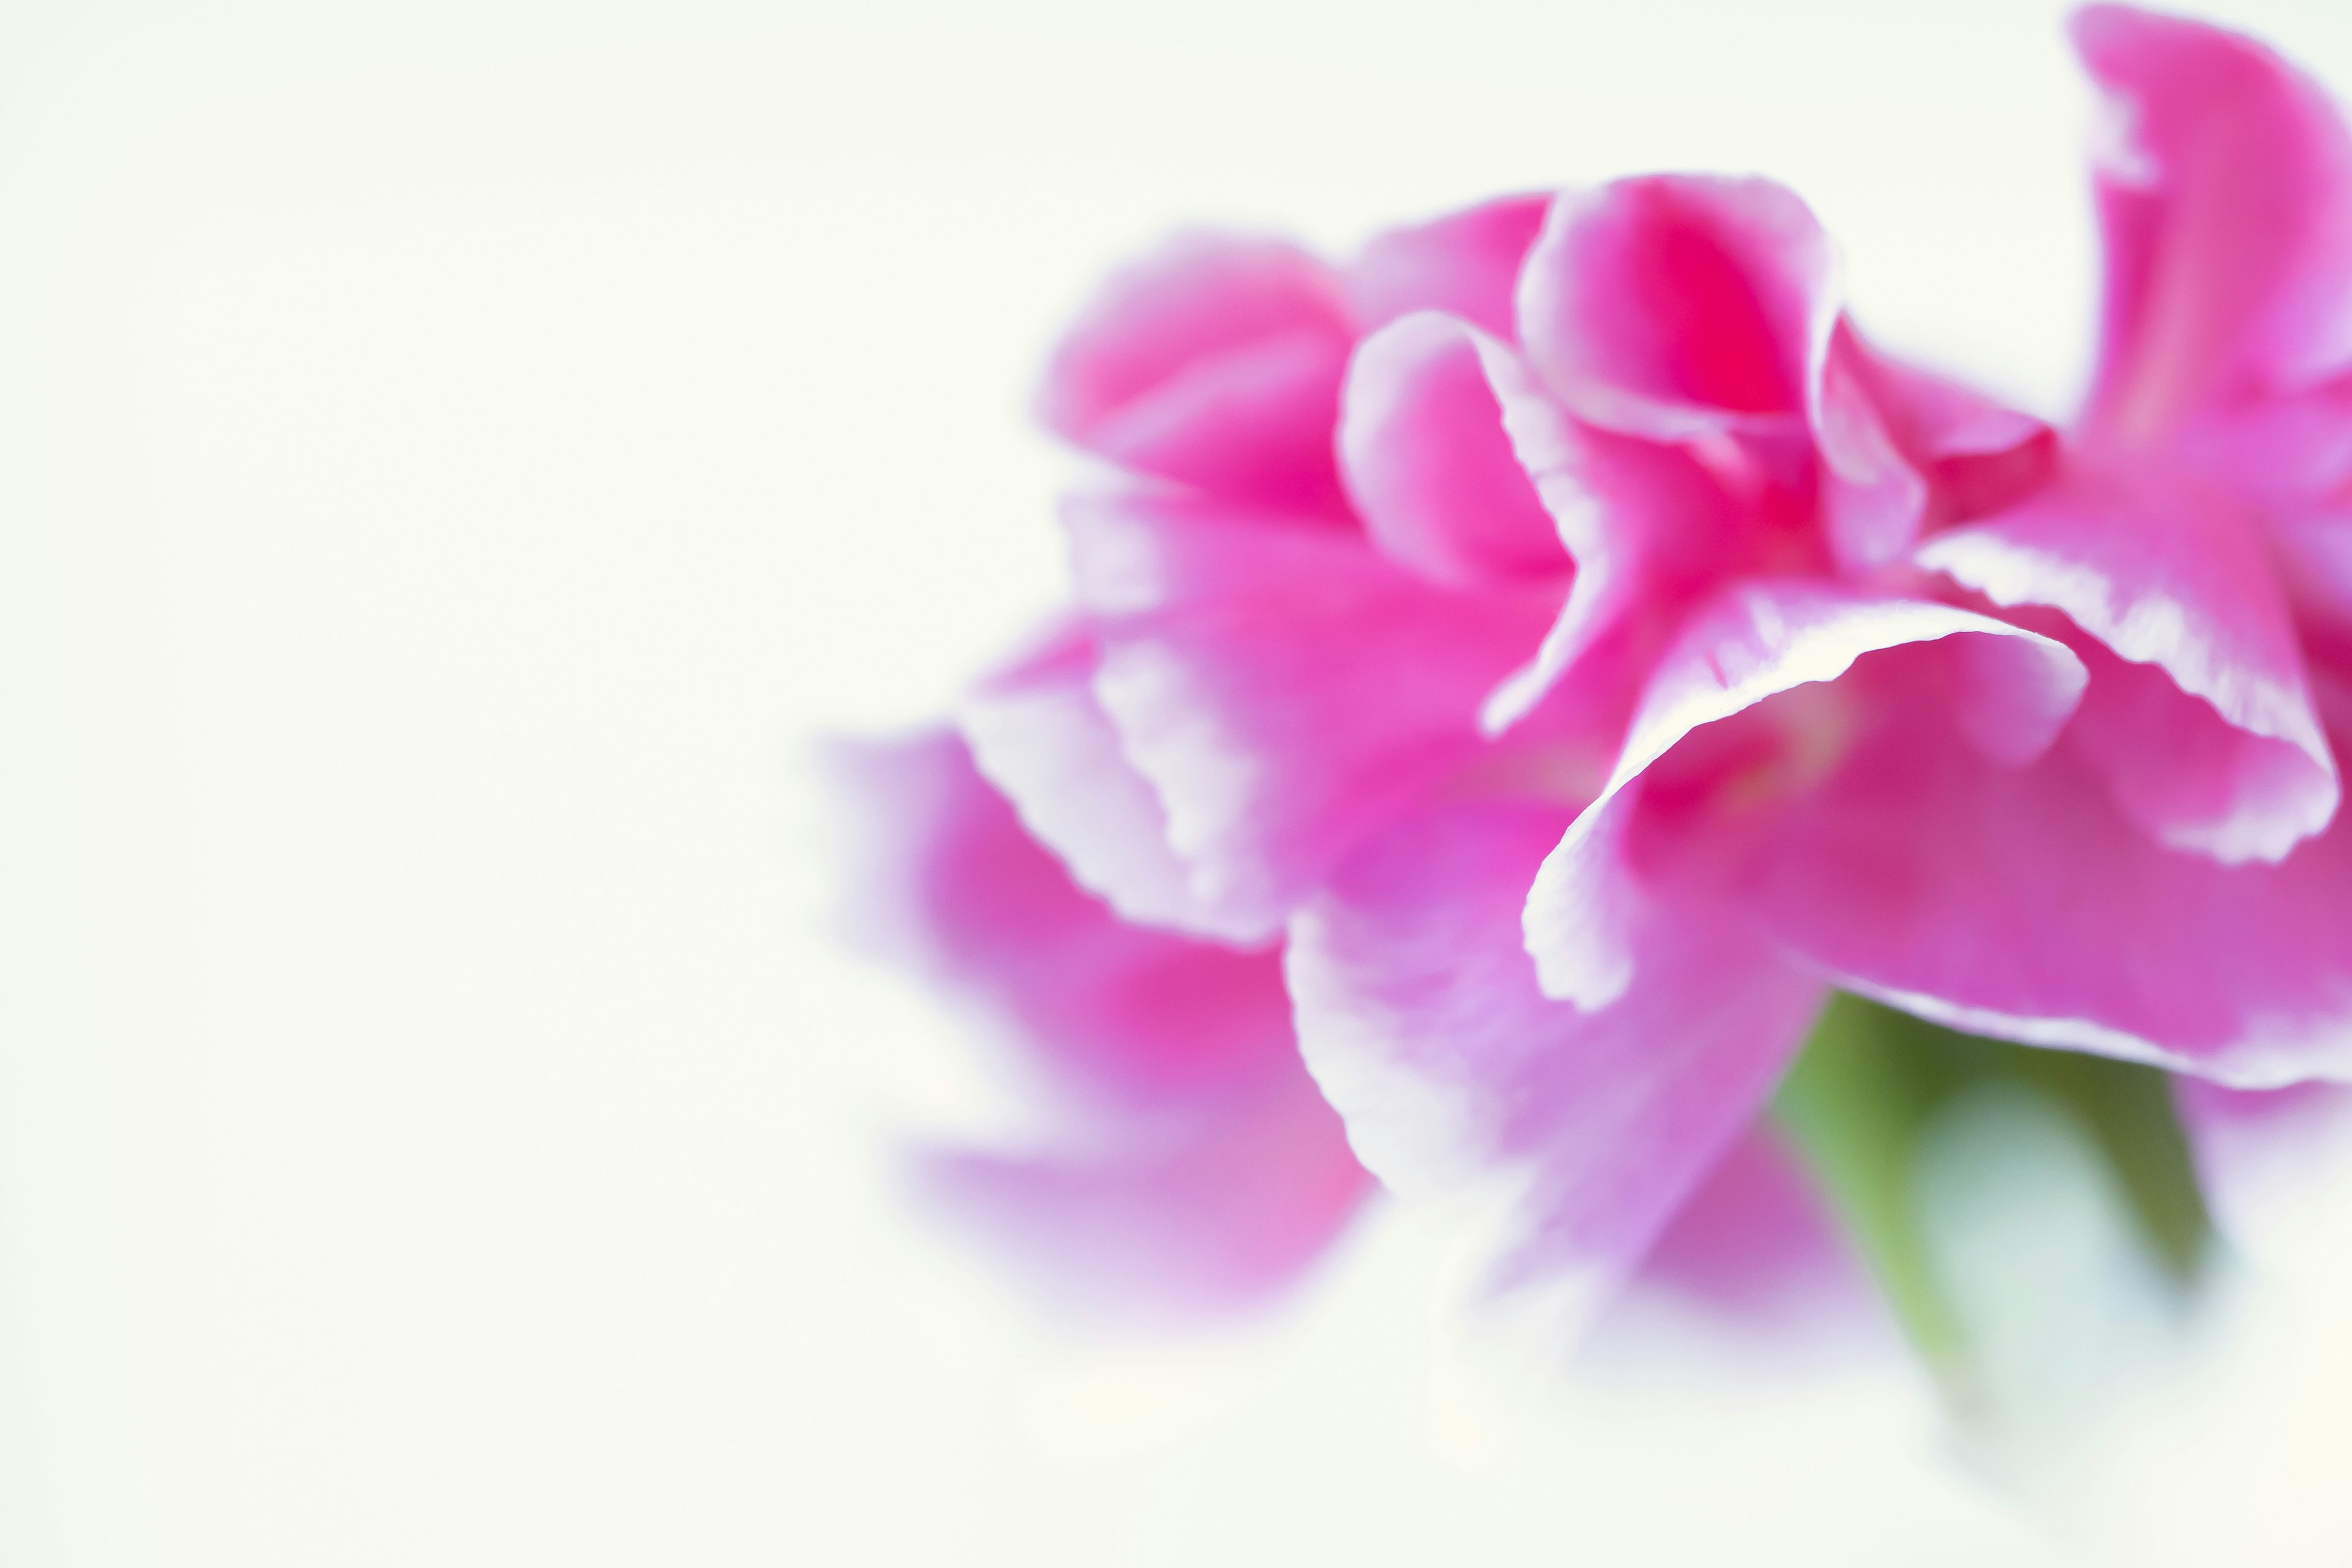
1771, 992, 2213, 1379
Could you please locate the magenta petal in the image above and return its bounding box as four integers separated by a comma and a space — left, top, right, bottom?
1525, 582, 2087, 1006
1347, 192, 1553, 340
1336, 312, 1570, 589
1288, 799, 1822, 1327
1920, 461, 2337, 862
960, 626, 1269, 944
829, 729, 1370, 1320
1066, 486, 1561, 932
1036, 232, 1356, 516
2073, 4, 2352, 439
1517, 175, 1834, 441
1744, 703, 2352, 1086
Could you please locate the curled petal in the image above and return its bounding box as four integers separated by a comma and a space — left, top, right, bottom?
1337, 312, 1570, 589
1920, 461, 2337, 862
960, 626, 1267, 944
1741, 702, 2352, 1087
827, 730, 1370, 1321
1517, 174, 1836, 442
1525, 582, 2087, 1006
2074, 4, 2352, 440
1287, 800, 1822, 1332
1036, 233, 1355, 515
1347, 192, 1553, 340
1066, 488, 1560, 933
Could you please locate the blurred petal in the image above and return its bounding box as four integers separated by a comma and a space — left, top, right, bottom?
2074, 4, 2352, 440
1347, 192, 1552, 339
1067, 486, 1559, 932
1525, 582, 2087, 1006
2173, 1077, 2352, 1260
1036, 232, 1355, 516
1517, 174, 1834, 441
1287, 799, 1822, 1331
1920, 460, 2337, 863
828, 729, 1370, 1321
1630, 1124, 1872, 1332
1337, 312, 1570, 589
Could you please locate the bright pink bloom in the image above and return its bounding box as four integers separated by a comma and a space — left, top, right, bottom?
979, 184, 2082, 1322
827, 729, 1371, 1322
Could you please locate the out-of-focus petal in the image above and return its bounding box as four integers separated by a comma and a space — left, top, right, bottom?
1629, 1124, 1872, 1332
1066, 486, 1561, 933
1517, 174, 1835, 442
1920, 461, 2337, 863
913, 1061, 1372, 1326
959, 625, 1267, 944
829, 729, 1371, 1321
2073, 4, 2352, 440
1740, 702, 2352, 1088
1525, 582, 2087, 1006
1337, 312, 1571, 589
1347, 192, 1553, 339
1287, 799, 1822, 1332
2173, 1077, 2352, 1261
1036, 233, 1355, 516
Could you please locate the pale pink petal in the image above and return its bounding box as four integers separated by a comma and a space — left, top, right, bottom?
1287, 799, 1822, 1329
829, 729, 1371, 1319
1629, 1124, 1873, 1333
913, 1059, 1371, 1325
1036, 232, 1355, 516
2073, 4, 2352, 441
1336, 312, 1570, 589
1919, 459, 2337, 863
1347, 192, 1552, 339
1517, 174, 1835, 442
1524, 582, 2087, 1006
1736, 701, 2352, 1087
2173, 1077, 2352, 1258
959, 626, 1269, 944
1066, 486, 1561, 932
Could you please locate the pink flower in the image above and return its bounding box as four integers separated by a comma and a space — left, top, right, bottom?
974, 182, 2091, 1325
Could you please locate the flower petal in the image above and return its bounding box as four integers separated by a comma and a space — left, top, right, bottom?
1336, 312, 1570, 589
1517, 174, 1835, 442
1067, 486, 1560, 932
1347, 192, 1552, 339
827, 729, 1371, 1319
1036, 232, 1355, 516
1919, 459, 2337, 863
959, 625, 1268, 944
1739, 700, 2352, 1087
2073, 4, 2352, 440
1287, 799, 1822, 1331
1525, 582, 2088, 1006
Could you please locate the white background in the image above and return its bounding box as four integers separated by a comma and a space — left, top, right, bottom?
5, 1, 2351, 1562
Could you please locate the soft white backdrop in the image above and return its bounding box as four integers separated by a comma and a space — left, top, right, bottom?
4, 1, 2351, 1562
